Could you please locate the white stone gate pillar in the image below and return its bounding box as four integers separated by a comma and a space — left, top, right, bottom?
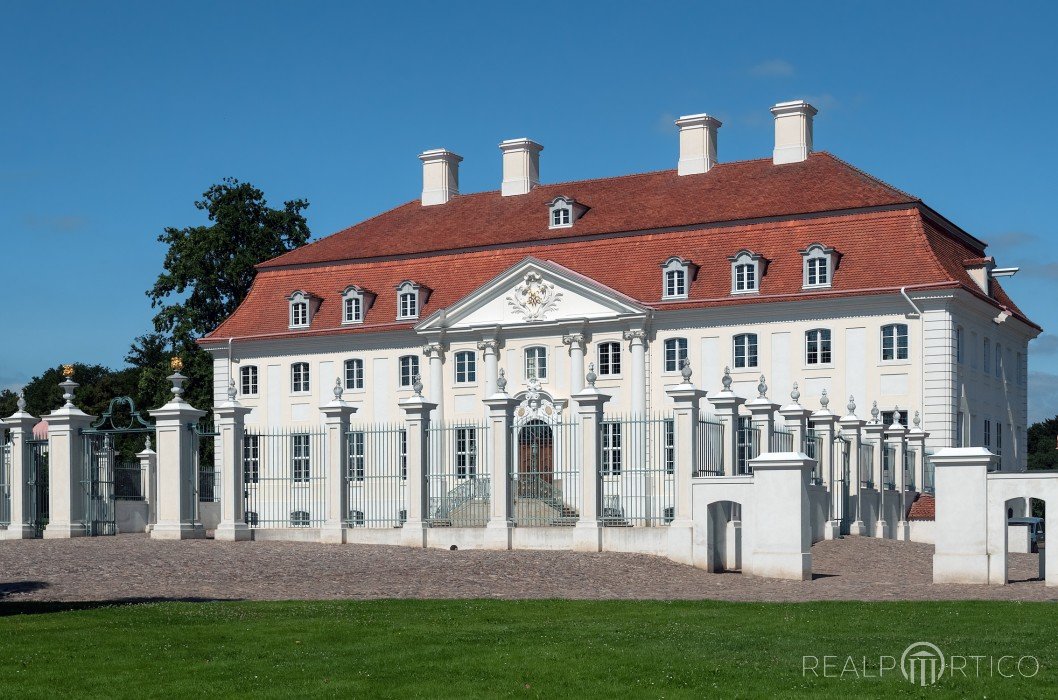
572, 368, 610, 552
562, 333, 586, 395
778, 383, 811, 450
864, 403, 886, 538
708, 369, 746, 476
932, 447, 994, 584
149, 368, 206, 540
399, 378, 436, 548
138, 440, 158, 533
665, 363, 705, 565
809, 392, 840, 539
839, 397, 867, 536
885, 409, 910, 541
484, 373, 518, 550
747, 452, 814, 581
907, 411, 929, 491
43, 374, 95, 538
3, 395, 39, 539
215, 381, 255, 542
746, 375, 779, 454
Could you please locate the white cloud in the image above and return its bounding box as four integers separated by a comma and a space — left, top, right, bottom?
749, 59, 794, 77
1031, 334, 1058, 356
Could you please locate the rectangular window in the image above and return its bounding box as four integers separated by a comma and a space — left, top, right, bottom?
242, 435, 259, 484
664, 338, 688, 372
291, 301, 308, 327
525, 347, 547, 381
601, 422, 622, 476
664, 269, 686, 298
344, 296, 362, 323
881, 324, 909, 361
735, 263, 756, 292
806, 257, 829, 286
399, 292, 418, 319
345, 359, 364, 390
456, 428, 477, 479
806, 329, 832, 365
292, 434, 311, 483
349, 431, 365, 481
455, 351, 477, 384
399, 356, 419, 387
733, 334, 758, 369
291, 362, 310, 393
664, 420, 675, 475
240, 365, 258, 396
598, 342, 621, 376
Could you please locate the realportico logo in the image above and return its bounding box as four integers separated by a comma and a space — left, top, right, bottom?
803, 641, 1040, 686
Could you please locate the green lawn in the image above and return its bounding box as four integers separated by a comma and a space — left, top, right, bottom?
0, 599, 1054, 698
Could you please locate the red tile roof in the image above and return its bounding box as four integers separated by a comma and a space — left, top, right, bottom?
908, 494, 935, 521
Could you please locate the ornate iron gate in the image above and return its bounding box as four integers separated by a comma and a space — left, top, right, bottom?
81, 397, 155, 536
26, 438, 49, 537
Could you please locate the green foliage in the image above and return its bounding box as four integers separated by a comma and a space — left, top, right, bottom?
0, 364, 139, 420
1027, 416, 1058, 471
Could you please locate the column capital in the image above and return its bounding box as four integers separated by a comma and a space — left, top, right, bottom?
561, 333, 586, 350
621, 329, 647, 344
476, 338, 499, 353
422, 342, 446, 359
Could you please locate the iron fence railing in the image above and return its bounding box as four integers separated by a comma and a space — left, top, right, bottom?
243, 427, 327, 528
737, 422, 760, 475
599, 414, 676, 527
771, 428, 795, 453
859, 441, 875, 489
426, 421, 490, 527
114, 460, 146, 501
695, 418, 724, 476
905, 448, 916, 492
27, 438, 49, 536
512, 419, 580, 527
345, 424, 407, 528
882, 445, 897, 490
192, 421, 220, 504
923, 451, 936, 494
803, 430, 824, 485
0, 439, 10, 527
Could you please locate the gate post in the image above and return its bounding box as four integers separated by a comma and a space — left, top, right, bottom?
665, 362, 706, 565
138, 438, 158, 533
932, 447, 993, 584
863, 403, 887, 537
483, 372, 518, 550
885, 409, 910, 541
43, 372, 95, 538
747, 452, 814, 580
809, 392, 840, 539
214, 382, 254, 542
149, 365, 206, 540
320, 380, 357, 544
708, 369, 746, 476
838, 398, 867, 536
745, 376, 780, 454
3, 395, 39, 539
399, 376, 436, 548
571, 366, 610, 552
907, 411, 929, 491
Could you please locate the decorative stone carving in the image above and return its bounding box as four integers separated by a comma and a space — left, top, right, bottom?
476, 339, 498, 353
506, 272, 563, 322
561, 333, 586, 351
513, 378, 562, 426
586, 363, 598, 388
622, 329, 647, 344
422, 342, 444, 358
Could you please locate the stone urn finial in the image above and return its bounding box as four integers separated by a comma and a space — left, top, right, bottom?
16, 390, 26, 412
870, 400, 880, 422
586, 362, 598, 388
333, 377, 343, 401
680, 358, 692, 383
757, 374, 768, 399
722, 367, 732, 391
227, 380, 238, 402
412, 374, 423, 397
820, 388, 829, 410
891, 406, 902, 428
791, 382, 800, 404
497, 369, 508, 393
847, 395, 856, 416
913, 410, 921, 429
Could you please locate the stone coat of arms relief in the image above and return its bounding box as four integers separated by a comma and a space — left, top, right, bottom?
506, 272, 563, 322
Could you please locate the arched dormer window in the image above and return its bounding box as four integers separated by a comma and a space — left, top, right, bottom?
287, 290, 316, 329
340, 285, 375, 325
396, 280, 430, 321
728, 250, 765, 294
800, 243, 838, 289
547, 196, 586, 229
660, 256, 698, 300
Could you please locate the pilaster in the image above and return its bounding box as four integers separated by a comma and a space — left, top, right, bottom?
399, 380, 436, 548
149, 371, 207, 540
664, 362, 705, 565
318, 379, 358, 544
3, 396, 40, 539
571, 370, 610, 552
43, 377, 95, 538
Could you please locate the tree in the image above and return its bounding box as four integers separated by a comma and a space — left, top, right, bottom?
1027, 416, 1058, 471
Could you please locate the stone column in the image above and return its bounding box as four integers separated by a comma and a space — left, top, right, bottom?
708, 369, 746, 476
809, 391, 840, 539
747, 452, 814, 581
149, 370, 207, 540
745, 375, 779, 455
907, 410, 929, 492
483, 376, 519, 550
43, 376, 95, 538
664, 363, 705, 565
838, 397, 867, 536
885, 408, 910, 541
399, 379, 436, 548
562, 333, 586, 396
423, 342, 445, 427
863, 411, 887, 539
932, 447, 994, 585
138, 440, 158, 533
477, 339, 499, 398
3, 395, 39, 539
623, 329, 648, 417
319, 379, 358, 544
572, 371, 611, 552
778, 383, 812, 450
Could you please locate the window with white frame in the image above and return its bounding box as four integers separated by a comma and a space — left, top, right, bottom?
290, 510, 310, 527
983, 338, 991, 373
800, 243, 835, 288
290, 300, 309, 328
664, 338, 688, 372
956, 326, 964, 364
344, 296, 362, 324
340, 285, 371, 324
292, 434, 311, 483
729, 251, 763, 294
548, 197, 576, 229
349, 431, 365, 481
396, 281, 422, 320
601, 422, 622, 476
660, 257, 695, 300
881, 324, 909, 361
291, 362, 310, 393
240, 365, 258, 396
983, 419, 991, 448
455, 351, 476, 384
805, 329, 832, 365
344, 359, 364, 390
456, 428, 477, 478
525, 346, 547, 381
733, 333, 758, 369
995, 343, 1002, 379
243, 435, 260, 484
399, 355, 418, 388
664, 420, 675, 475
598, 342, 621, 376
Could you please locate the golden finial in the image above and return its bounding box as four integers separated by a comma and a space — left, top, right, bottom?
170, 356, 184, 372
62, 364, 75, 378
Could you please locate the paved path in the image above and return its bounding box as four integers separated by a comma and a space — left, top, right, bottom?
0, 535, 1053, 604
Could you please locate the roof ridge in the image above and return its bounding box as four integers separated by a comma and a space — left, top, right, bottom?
816, 151, 919, 201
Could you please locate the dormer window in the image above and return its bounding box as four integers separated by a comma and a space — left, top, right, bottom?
340, 285, 374, 325
287, 290, 315, 329
547, 196, 587, 230
729, 250, 764, 294
396, 280, 429, 320
660, 256, 697, 300
800, 243, 837, 289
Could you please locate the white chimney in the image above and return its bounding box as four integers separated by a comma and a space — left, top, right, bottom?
499, 138, 543, 196
675, 113, 722, 175
770, 100, 817, 165
419, 148, 462, 206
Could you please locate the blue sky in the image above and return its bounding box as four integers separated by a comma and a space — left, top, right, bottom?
1, 1, 1057, 420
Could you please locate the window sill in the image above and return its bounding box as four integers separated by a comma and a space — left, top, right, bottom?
803, 364, 834, 371
878, 359, 912, 367
396, 316, 419, 322
730, 289, 760, 296
289, 391, 313, 398
802, 284, 832, 291
661, 294, 688, 301
729, 367, 760, 374
340, 320, 364, 326
454, 382, 479, 388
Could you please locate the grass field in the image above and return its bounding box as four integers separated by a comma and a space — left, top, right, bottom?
0, 599, 1054, 698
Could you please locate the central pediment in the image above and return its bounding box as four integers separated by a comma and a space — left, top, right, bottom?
416, 257, 649, 332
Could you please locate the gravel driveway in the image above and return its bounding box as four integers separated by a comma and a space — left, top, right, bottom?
0, 535, 1053, 604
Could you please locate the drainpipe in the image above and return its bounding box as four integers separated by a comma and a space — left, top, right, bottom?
900, 287, 927, 484
227, 337, 234, 397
